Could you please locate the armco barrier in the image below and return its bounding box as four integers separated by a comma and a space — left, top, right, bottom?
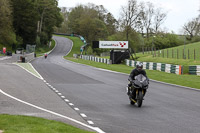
125, 59, 182, 75
80, 55, 110, 64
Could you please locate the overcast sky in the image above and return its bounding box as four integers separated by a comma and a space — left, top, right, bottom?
58, 0, 199, 34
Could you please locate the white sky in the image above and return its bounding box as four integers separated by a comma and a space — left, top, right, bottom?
58, 0, 199, 34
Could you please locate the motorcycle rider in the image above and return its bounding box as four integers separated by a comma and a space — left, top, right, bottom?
44, 53, 47, 59
127, 62, 148, 97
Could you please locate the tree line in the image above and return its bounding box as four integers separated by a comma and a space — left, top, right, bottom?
0, 0, 63, 50
55, 0, 189, 54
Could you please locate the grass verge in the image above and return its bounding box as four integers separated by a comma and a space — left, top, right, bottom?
16, 63, 42, 79
0, 114, 94, 133
135, 53, 200, 66
35, 40, 56, 57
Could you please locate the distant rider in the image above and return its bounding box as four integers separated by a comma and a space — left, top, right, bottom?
127, 62, 148, 96
44, 53, 47, 59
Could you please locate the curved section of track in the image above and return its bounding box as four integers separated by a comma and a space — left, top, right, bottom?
32, 36, 200, 133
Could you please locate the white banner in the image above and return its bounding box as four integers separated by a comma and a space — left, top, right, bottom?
99, 41, 128, 49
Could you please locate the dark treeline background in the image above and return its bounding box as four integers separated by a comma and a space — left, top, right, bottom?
0, 0, 63, 50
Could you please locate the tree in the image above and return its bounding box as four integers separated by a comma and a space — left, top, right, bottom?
54, 7, 71, 33
105, 13, 118, 35
0, 0, 16, 47
120, 0, 141, 40
183, 17, 199, 40
67, 4, 114, 42
154, 8, 167, 34
140, 2, 155, 38
11, 0, 38, 46
36, 0, 63, 44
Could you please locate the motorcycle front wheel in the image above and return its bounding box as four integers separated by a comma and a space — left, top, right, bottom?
137, 91, 143, 107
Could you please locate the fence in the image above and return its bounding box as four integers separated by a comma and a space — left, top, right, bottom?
80, 55, 110, 64
141, 47, 200, 60
125, 59, 182, 75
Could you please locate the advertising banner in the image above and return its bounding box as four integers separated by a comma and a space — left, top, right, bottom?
99, 41, 128, 49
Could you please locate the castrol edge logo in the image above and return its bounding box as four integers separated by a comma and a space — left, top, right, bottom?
99, 41, 128, 49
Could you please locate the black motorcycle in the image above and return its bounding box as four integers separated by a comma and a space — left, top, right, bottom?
129, 74, 149, 107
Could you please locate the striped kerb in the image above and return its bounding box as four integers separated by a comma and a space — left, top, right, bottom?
129, 60, 132, 66
153, 63, 157, 70
161, 64, 166, 72
170, 65, 176, 74
146, 63, 149, 69
189, 66, 197, 75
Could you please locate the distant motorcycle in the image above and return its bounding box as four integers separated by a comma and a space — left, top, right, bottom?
129, 74, 149, 107
44, 53, 47, 59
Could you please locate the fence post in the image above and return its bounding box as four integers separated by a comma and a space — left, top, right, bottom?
183, 49, 184, 59
163, 50, 164, 58
177, 49, 179, 59
188, 49, 190, 59
142, 47, 144, 55
167, 49, 168, 58
194, 48, 196, 60
172, 49, 174, 58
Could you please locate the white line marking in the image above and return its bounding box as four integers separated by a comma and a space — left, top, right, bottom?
29, 63, 44, 80
52, 88, 56, 91
55, 90, 59, 93
0, 89, 105, 133
43, 80, 46, 83
58, 93, 62, 96
47, 84, 51, 87
61, 96, 65, 99
64, 99, 69, 102
74, 108, 79, 111
14, 63, 43, 80
88, 121, 94, 125
69, 103, 74, 106
46, 83, 49, 85
80, 113, 87, 118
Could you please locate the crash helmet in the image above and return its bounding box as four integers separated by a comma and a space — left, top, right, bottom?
136, 62, 143, 72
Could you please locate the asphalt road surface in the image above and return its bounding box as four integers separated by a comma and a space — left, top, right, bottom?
32, 36, 200, 133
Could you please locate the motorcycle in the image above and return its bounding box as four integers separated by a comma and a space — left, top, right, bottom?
128, 74, 149, 107
44, 53, 47, 59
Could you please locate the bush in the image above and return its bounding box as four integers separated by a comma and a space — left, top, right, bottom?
182, 65, 189, 74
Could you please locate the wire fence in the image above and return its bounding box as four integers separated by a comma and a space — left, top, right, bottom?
141, 47, 200, 60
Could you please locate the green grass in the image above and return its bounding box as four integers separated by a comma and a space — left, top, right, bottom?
16, 63, 42, 79
66, 57, 200, 89
136, 42, 200, 65
0, 114, 94, 133
35, 40, 56, 57
135, 54, 200, 66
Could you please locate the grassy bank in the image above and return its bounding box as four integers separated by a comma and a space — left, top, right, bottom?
35, 40, 56, 57
134, 41, 200, 65
135, 54, 200, 66
66, 57, 200, 89
0, 114, 93, 133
